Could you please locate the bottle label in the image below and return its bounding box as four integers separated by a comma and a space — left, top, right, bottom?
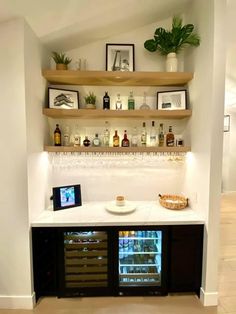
128, 100, 135, 110
54, 133, 61, 145
113, 138, 119, 147
74, 136, 80, 146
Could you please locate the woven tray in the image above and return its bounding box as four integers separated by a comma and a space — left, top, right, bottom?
158, 194, 188, 210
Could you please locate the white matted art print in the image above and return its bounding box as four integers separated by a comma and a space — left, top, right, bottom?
106, 44, 135, 72
48, 87, 79, 109
157, 90, 187, 110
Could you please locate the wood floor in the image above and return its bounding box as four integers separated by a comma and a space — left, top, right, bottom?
0, 192, 235, 314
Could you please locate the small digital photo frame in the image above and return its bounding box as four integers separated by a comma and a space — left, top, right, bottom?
52, 184, 82, 211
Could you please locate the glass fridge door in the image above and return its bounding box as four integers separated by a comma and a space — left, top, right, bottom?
63, 231, 108, 288
119, 230, 162, 287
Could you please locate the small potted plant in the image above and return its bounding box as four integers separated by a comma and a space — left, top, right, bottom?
84, 92, 96, 109
51, 51, 72, 70
144, 16, 200, 72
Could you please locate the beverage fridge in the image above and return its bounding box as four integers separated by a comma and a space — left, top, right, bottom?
58, 226, 168, 297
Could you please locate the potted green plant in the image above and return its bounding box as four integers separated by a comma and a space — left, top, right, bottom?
51, 51, 72, 70
84, 92, 96, 109
144, 16, 200, 72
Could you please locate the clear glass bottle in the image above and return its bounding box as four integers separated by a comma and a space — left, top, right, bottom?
54, 124, 61, 146
158, 123, 164, 147
166, 126, 175, 147
83, 136, 91, 147
131, 127, 138, 147
73, 124, 80, 147
116, 93, 122, 110
63, 125, 70, 146
103, 121, 110, 147
140, 92, 150, 110
113, 130, 120, 147
121, 130, 130, 147
141, 122, 147, 146
150, 121, 157, 146
92, 133, 101, 147
103, 92, 110, 110
128, 91, 135, 110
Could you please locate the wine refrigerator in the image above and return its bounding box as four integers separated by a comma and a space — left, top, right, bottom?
58, 226, 168, 297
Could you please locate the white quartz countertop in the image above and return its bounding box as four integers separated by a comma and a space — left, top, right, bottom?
31, 201, 205, 227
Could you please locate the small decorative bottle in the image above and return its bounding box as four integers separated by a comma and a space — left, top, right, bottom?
103, 92, 110, 110
150, 121, 157, 146
113, 130, 120, 147
121, 130, 130, 147
158, 123, 164, 147
92, 133, 101, 147
103, 121, 110, 147
141, 122, 147, 146
166, 126, 175, 147
131, 127, 138, 147
73, 125, 80, 147
116, 93, 122, 110
140, 92, 150, 110
128, 91, 135, 110
83, 136, 91, 147
63, 125, 70, 146
54, 124, 61, 146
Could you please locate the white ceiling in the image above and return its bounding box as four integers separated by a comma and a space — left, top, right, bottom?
0, 0, 192, 50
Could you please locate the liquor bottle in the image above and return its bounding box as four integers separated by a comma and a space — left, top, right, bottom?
113, 130, 120, 147
83, 136, 91, 147
128, 91, 135, 110
121, 130, 130, 147
103, 121, 110, 147
166, 126, 175, 147
115, 93, 122, 110
140, 92, 150, 110
150, 121, 157, 146
54, 124, 61, 146
73, 125, 80, 147
63, 125, 70, 146
103, 91, 110, 110
141, 122, 147, 146
131, 127, 138, 147
158, 123, 164, 147
92, 133, 101, 146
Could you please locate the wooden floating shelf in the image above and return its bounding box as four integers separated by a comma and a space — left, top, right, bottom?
43, 108, 192, 120
44, 146, 191, 153
42, 70, 193, 86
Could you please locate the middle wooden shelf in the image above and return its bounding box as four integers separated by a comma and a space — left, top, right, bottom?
43, 108, 192, 119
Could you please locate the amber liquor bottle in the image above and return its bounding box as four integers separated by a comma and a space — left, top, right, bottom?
166, 126, 175, 147
54, 124, 61, 146
113, 130, 120, 147
121, 130, 130, 147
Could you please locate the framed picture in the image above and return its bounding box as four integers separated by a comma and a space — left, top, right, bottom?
52, 184, 82, 211
157, 90, 187, 110
224, 115, 230, 132
106, 43, 135, 72
48, 87, 79, 109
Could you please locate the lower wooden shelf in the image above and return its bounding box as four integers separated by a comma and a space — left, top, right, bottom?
44, 145, 191, 153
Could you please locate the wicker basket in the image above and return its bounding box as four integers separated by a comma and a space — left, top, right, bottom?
158, 194, 188, 210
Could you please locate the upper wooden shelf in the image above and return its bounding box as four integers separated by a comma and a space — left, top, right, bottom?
43, 108, 192, 119
42, 70, 193, 86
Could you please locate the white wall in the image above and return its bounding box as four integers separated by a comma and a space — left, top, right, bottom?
184, 0, 226, 306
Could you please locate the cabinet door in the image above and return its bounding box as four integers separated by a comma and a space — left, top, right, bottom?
168, 225, 203, 294
32, 227, 58, 300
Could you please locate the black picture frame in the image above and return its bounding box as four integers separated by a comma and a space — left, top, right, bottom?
48, 87, 79, 109
52, 184, 82, 211
224, 115, 230, 132
157, 90, 187, 110
106, 43, 135, 72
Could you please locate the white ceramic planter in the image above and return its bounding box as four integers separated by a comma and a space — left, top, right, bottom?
166, 52, 178, 72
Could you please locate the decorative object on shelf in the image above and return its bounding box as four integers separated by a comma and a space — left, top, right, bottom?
157, 90, 187, 110
83, 136, 91, 147
106, 43, 135, 72
144, 16, 200, 72
51, 51, 72, 70
84, 91, 96, 109
224, 115, 230, 132
139, 92, 150, 110
48, 87, 79, 109
54, 124, 61, 146
158, 194, 188, 210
